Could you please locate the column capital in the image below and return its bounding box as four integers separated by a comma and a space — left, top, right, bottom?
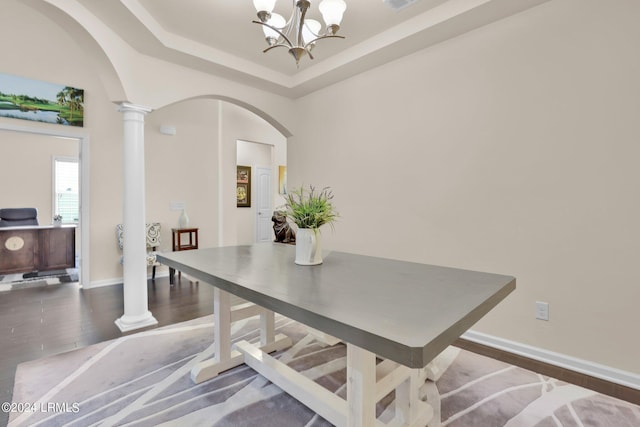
117, 102, 153, 115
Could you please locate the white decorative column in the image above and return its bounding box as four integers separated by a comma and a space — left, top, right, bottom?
115, 102, 158, 332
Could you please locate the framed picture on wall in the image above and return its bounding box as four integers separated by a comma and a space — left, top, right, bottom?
278, 165, 287, 195
237, 165, 251, 207
0, 72, 84, 127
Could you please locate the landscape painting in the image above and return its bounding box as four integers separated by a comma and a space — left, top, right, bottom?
0, 72, 84, 127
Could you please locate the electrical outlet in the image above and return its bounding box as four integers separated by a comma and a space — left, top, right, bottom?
535, 301, 549, 321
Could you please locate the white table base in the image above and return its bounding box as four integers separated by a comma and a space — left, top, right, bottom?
193, 287, 450, 426
190, 288, 292, 384
235, 340, 440, 427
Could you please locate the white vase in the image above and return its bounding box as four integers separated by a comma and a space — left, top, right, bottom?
179, 209, 189, 229
295, 228, 323, 265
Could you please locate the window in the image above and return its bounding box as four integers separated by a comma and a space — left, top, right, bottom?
54, 157, 79, 224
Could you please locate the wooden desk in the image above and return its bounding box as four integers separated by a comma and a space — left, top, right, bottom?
0, 225, 76, 275
169, 227, 198, 284
157, 244, 515, 427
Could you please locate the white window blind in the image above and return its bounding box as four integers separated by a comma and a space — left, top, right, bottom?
54, 158, 79, 224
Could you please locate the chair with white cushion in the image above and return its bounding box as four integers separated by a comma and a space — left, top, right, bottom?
116, 222, 161, 280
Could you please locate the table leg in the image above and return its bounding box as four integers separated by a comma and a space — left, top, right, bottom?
347, 343, 377, 427
395, 369, 433, 427
169, 267, 175, 285
214, 287, 232, 362
260, 310, 275, 345
190, 289, 292, 384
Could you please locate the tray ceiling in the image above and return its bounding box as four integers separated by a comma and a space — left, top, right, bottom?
77, 0, 550, 98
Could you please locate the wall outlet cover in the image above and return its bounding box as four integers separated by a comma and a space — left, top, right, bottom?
535, 301, 549, 321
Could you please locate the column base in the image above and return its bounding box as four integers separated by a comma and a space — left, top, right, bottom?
115, 311, 158, 332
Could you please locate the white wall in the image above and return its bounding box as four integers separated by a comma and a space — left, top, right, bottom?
288, 0, 640, 374
220, 102, 287, 246
0, 1, 289, 285
145, 99, 220, 256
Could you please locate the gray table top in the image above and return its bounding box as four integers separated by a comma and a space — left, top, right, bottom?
157, 244, 515, 368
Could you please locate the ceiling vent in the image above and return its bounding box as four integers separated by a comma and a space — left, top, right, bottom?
383, 0, 420, 11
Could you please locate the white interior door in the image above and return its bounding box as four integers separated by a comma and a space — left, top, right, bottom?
255, 166, 273, 242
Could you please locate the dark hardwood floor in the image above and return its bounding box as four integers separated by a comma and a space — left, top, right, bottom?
453, 338, 640, 406
0, 276, 214, 426
1, 276, 638, 426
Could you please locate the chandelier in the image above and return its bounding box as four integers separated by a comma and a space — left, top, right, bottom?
252, 0, 347, 65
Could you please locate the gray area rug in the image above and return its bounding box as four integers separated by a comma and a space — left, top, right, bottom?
10, 315, 640, 426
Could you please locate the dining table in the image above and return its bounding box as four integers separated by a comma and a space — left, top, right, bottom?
157, 243, 515, 427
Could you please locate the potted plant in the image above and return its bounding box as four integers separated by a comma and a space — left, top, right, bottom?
53, 215, 63, 227
284, 185, 338, 265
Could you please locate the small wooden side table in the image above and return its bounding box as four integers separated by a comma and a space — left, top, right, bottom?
170, 227, 199, 284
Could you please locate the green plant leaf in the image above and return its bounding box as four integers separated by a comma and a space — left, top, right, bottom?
284, 185, 338, 229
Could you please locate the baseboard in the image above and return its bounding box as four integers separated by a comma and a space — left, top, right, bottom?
84, 278, 121, 289
462, 329, 640, 391
84, 271, 170, 289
